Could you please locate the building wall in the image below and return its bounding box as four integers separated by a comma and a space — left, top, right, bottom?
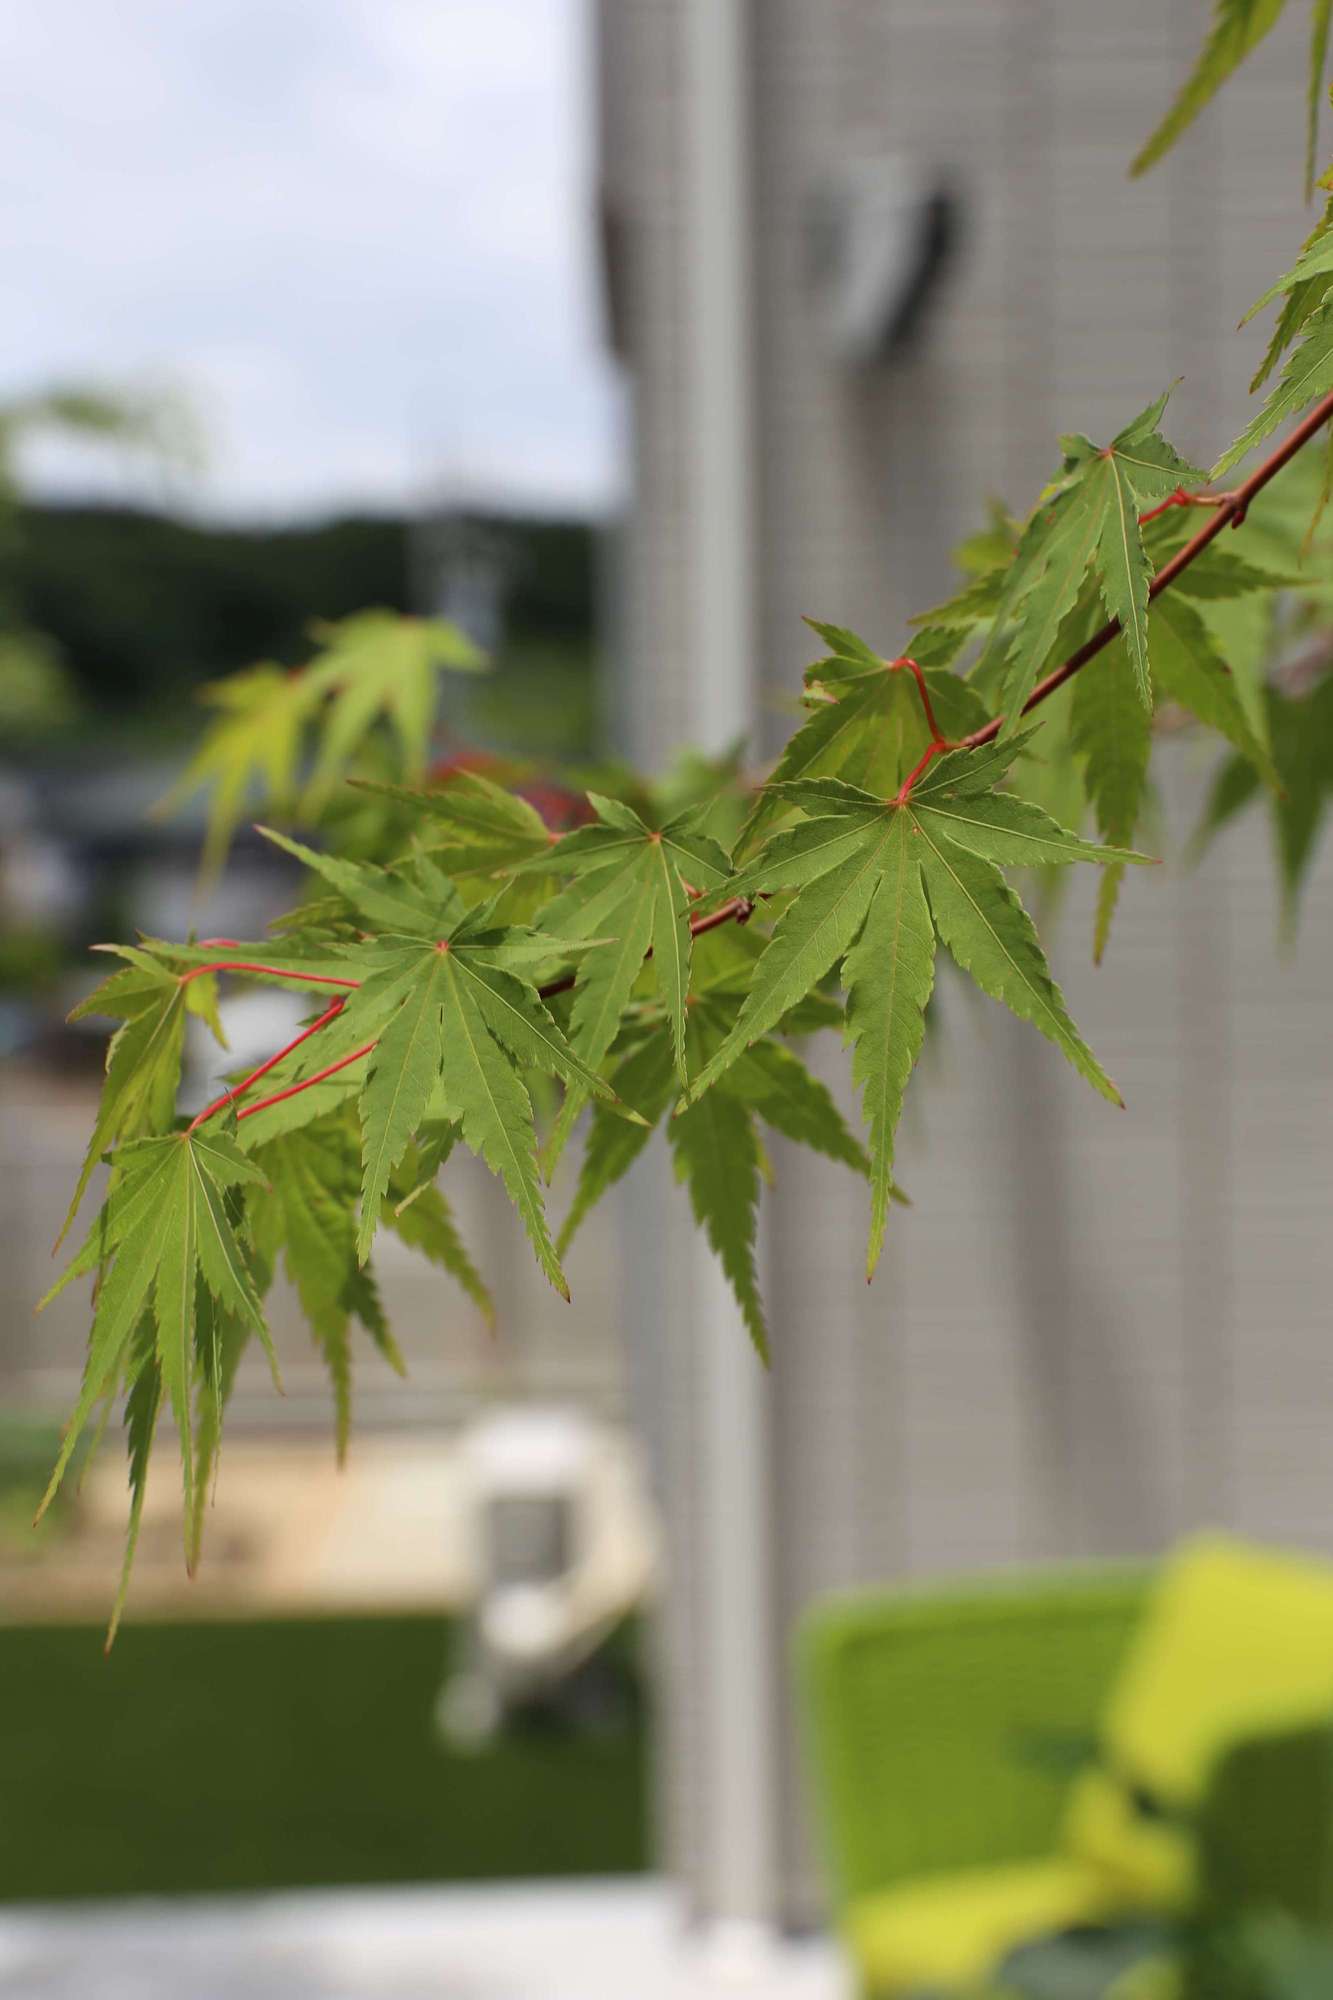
599, 0, 1333, 1925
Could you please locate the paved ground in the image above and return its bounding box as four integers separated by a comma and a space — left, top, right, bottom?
0, 1881, 845, 2000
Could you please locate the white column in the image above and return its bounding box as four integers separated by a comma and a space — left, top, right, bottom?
680, 0, 778, 1936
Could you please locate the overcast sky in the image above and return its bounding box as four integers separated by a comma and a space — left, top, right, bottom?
1, 0, 621, 520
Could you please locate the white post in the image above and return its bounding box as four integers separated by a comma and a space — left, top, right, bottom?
680, 0, 778, 1939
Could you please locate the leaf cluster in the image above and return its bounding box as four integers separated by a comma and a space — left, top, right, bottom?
158, 610, 484, 881
44, 19, 1333, 1633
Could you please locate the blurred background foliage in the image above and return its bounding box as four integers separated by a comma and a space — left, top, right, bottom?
5, 500, 599, 751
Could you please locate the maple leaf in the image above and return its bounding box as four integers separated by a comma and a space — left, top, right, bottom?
557, 980, 871, 1356
1215, 303, 1333, 475
106, 1313, 160, 1650
976, 396, 1205, 720
737, 631, 991, 858
1131, 0, 1290, 181
1311, 1, 1333, 190
908, 567, 1009, 639
1071, 636, 1153, 963
684, 756, 1150, 1272
1151, 596, 1279, 785
520, 792, 733, 1086
185, 1294, 251, 1580
57, 947, 224, 1248
39, 1128, 272, 1554
156, 664, 309, 884
1240, 193, 1333, 393
349, 768, 556, 876
556, 1032, 675, 1259
245, 1117, 397, 1460
385, 1132, 495, 1330
42, 14, 1333, 1620
157, 615, 485, 881
300, 611, 485, 807
260, 830, 624, 1295
1194, 674, 1333, 929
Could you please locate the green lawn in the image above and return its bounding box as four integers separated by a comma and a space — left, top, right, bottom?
0, 1614, 649, 1902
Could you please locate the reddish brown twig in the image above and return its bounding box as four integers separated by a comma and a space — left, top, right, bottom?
895, 740, 952, 804
960, 387, 1333, 753
530, 895, 757, 1003
180, 959, 360, 992
237, 1040, 377, 1122
888, 655, 959, 803
1136, 485, 1236, 527
186, 998, 346, 1134
889, 655, 946, 742
184, 897, 762, 1130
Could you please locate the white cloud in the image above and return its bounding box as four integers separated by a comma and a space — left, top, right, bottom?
0, 0, 620, 519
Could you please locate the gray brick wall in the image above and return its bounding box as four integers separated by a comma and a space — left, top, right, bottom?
599, 0, 1333, 1924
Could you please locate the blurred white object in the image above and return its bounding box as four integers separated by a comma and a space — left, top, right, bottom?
437, 1406, 657, 1745
0, 777, 81, 928
181, 986, 308, 1116
810, 154, 957, 362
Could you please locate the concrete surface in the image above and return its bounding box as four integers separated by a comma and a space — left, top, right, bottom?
0, 1879, 846, 1999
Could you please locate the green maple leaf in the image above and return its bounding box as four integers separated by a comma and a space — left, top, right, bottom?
521, 792, 733, 1086
1254, 247, 1333, 398
1131, 0, 1289, 180
977, 397, 1205, 722
1240, 195, 1333, 388
246, 1117, 397, 1459
107, 1313, 161, 1649
538, 864, 656, 1172
40, 1128, 272, 1554
160, 614, 485, 880
557, 985, 870, 1355
801, 620, 885, 670
349, 768, 555, 876
156, 664, 309, 884
908, 566, 1009, 638
186, 1294, 252, 1579
669, 1016, 768, 1357
739, 636, 991, 858
1215, 304, 1333, 476
1194, 675, 1333, 929
385, 1132, 495, 1330
1071, 637, 1154, 962
972, 482, 1106, 715
301, 610, 485, 807
838, 816, 936, 1275
1310, 1, 1333, 190
683, 755, 1150, 1271
57, 947, 225, 1247
1169, 546, 1307, 599
556, 1031, 675, 1258
261, 831, 623, 1293
1151, 596, 1279, 786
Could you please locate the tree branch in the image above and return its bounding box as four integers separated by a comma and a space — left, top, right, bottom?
960, 387, 1333, 753
184, 896, 760, 1130
237, 1039, 378, 1123
186, 997, 346, 1133
180, 396, 1333, 1138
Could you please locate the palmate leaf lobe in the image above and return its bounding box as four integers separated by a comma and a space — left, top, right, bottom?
520, 792, 732, 1085
976, 398, 1205, 725
257, 828, 623, 1288
38, 1128, 270, 1554
683, 752, 1148, 1272
1131, 0, 1289, 180
556, 966, 870, 1353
